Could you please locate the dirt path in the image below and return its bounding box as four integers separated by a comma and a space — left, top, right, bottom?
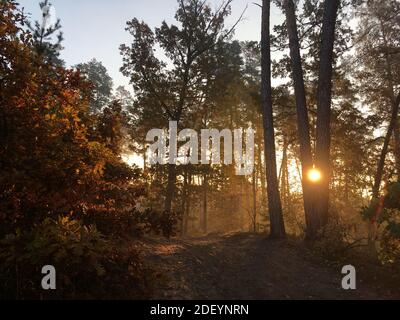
142, 233, 399, 300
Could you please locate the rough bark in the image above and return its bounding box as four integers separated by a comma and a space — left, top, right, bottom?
314, 0, 340, 230
261, 0, 286, 238
283, 0, 315, 239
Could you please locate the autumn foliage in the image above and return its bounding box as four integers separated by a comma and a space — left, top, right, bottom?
0, 1, 172, 299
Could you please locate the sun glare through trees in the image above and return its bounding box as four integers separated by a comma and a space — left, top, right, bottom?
308, 168, 322, 183
1, 0, 400, 306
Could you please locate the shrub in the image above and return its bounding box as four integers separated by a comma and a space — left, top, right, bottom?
312, 216, 361, 260
0, 217, 153, 299
360, 183, 400, 265
377, 209, 400, 266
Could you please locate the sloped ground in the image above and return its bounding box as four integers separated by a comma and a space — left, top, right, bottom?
142, 233, 400, 300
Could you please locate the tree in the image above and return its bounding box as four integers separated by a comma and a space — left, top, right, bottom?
75, 59, 114, 113
371, 94, 400, 199
281, 0, 316, 239
114, 86, 134, 110
355, 0, 400, 197
26, 0, 64, 66
98, 100, 125, 155
120, 0, 243, 213
261, 0, 286, 238
0, 2, 164, 298
354, 0, 400, 250
276, 0, 341, 239
314, 0, 341, 231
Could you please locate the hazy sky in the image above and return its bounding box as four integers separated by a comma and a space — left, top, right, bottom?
18, 0, 285, 91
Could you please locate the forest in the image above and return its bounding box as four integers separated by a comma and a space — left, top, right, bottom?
1, 0, 400, 300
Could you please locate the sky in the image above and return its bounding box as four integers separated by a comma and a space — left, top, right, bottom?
18, 0, 285, 91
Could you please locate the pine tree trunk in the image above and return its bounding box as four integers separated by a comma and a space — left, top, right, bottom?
184, 173, 192, 235
261, 0, 286, 238
372, 94, 400, 198
257, 130, 267, 209
314, 0, 340, 231
201, 173, 208, 235
164, 164, 177, 212
252, 169, 257, 233
281, 138, 290, 205
181, 169, 188, 237
283, 0, 315, 239
143, 147, 147, 174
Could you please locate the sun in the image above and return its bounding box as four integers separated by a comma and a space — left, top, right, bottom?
308, 168, 322, 183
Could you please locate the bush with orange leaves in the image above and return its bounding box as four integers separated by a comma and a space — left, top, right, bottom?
0, 2, 170, 299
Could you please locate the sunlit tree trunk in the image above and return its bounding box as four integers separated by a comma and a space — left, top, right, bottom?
314, 0, 340, 231
261, 0, 285, 238
283, 0, 315, 239
142, 146, 147, 175
281, 139, 295, 232
257, 129, 267, 209
280, 138, 290, 206
252, 169, 257, 232
201, 173, 208, 235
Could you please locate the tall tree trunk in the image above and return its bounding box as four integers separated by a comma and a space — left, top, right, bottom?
281, 139, 295, 231
201, 173, 208, 235
372, 94, 400, 199
284, 156, 293, 219
184, 172, 192, 236
261, 0, 286, 238
283, 0, 315, 239
252, 169, 257, 233
314, 0, 340, 231
394, 118, 400, 178
281, 138, 290, 205
164, 164, 177, 212
143, 146, 147, 174
257, 129, 267, 209
181, 168, 188, 237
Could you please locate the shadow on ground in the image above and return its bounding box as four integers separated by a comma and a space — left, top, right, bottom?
141, 233, 400, 300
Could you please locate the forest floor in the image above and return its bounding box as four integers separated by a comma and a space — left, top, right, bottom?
141, 233, 400, 300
